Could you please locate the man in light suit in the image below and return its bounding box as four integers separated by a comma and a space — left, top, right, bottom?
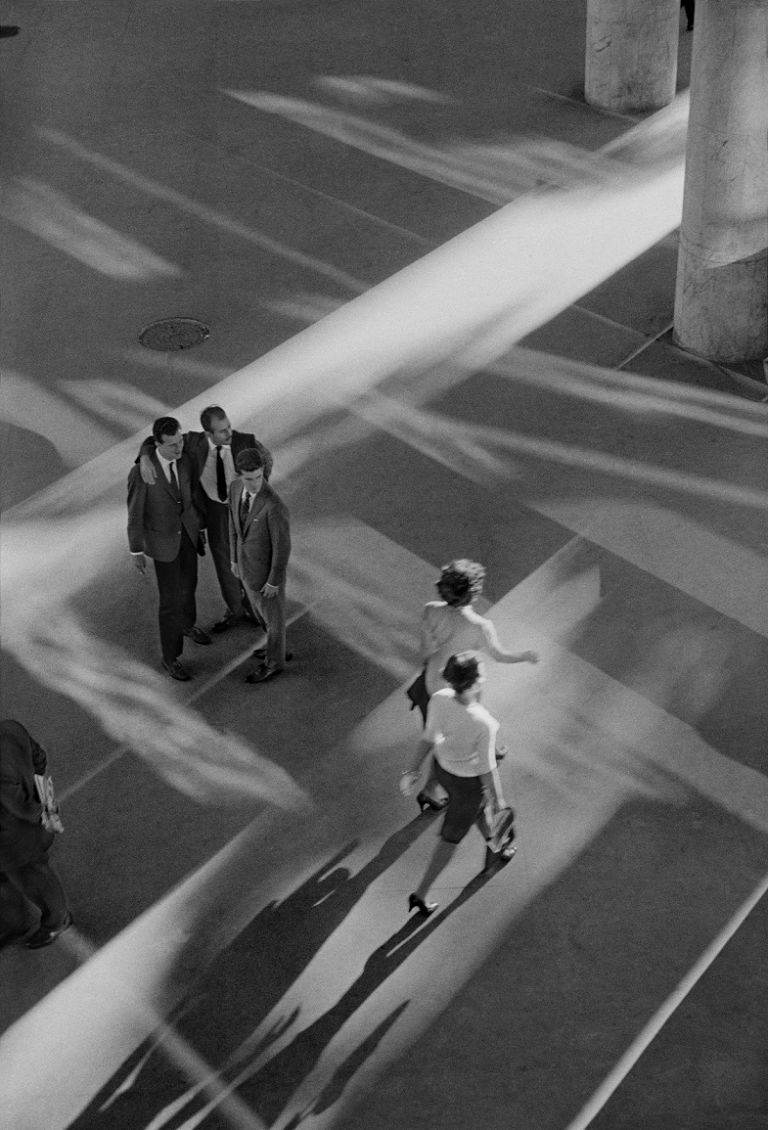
138, 406, 272, 633
229, 447, 291, 684
128, 416, 209, 681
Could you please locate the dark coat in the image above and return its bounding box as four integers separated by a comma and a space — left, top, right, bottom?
0, 720, 50, 869
127, 450, 204, 561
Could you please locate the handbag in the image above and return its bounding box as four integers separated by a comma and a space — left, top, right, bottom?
405, 668, 430, 714
34, 774, 64, 834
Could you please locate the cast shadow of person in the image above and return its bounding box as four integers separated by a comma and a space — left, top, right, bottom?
229, 864, 498, 1128
70, 815, 438, 1129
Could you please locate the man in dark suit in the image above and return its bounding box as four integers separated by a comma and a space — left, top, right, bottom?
138, 406, 272, 633
229, 447, 291, 683
1, 720, 71, 949
128, 416, 210, 681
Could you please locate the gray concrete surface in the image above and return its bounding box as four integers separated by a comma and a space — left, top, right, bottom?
1, 3, 766, 1130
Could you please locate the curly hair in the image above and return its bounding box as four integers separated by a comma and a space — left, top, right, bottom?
436, 559, 485, 607
442, 652, 481, 693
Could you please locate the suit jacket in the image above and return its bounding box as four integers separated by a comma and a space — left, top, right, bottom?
228, 479, 290, 595
137, 430, 272, 481
127, 450, 204, 561
0, 720, 49, 868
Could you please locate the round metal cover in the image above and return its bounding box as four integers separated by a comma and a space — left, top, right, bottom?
139, 317, 210, 351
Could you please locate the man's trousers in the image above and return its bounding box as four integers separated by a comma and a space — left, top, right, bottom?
204, 496, 244, 616
153, 532, 198, 663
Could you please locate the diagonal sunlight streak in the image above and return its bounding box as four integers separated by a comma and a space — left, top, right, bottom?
124, 535, 768, 1130
10, 92, 693, 531
494, 348, 768, 438
1, 104, 754, 833
562, 873, 768, 1130
37, 128, 367, 297
1, 509, 308, 812
0, 808, 301, 1130
224, 91, 647, 205
344, 392, 768, 509
1, 523, 764, 1130
0, 177, 182, 279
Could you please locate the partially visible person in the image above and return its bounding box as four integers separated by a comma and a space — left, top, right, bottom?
137, 407, 272, 633
127, 416, 209, 681
411, 559, 538, 812
400, 654, 516, 916
681, 0, 694, 31
229, 447, 291, 683
0, 720, 72, 949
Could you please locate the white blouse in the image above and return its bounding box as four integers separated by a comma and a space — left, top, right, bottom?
424, 689, 499, 778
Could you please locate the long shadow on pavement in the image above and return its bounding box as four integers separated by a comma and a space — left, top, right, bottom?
70, 814, 447, 1128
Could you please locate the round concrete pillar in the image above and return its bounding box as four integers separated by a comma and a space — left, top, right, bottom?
585, 0, 680, 112
674, 0, 768, 362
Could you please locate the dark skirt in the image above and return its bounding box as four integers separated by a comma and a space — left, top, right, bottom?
435, 760, 488, 844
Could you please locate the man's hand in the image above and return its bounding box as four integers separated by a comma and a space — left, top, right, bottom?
139, 454, 157, 486
132, 553, 147, 576
261, 582, 279, 599
521, 650, 539, 664
230, 562, 240, 579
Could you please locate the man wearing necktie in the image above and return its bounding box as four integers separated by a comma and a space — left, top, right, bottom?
127, 417, 208, 681
229, 447, 291, 683
137, 406, 270, 633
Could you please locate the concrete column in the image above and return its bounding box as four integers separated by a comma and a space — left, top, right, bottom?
674, 0, 768, 362
585, 0, 680, 112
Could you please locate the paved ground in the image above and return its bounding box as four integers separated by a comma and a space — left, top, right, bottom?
1, 3, 767, 1130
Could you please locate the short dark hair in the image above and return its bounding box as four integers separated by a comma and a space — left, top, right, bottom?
436, 559, 485, 607
152, 416, 181, 443
200, 406, 226, 433
235, 442, 274, 480
236, 447, 266, 473
442, 652, 481, 693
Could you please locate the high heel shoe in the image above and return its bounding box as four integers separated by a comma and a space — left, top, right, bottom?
416, 791, 448, 814
408, 893, 438, 917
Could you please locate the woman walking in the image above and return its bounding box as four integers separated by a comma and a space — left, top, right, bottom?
401, 653, 516, 916
409, 559, 537, 812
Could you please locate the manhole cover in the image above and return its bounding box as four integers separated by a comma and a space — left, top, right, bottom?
139, 317, 210, 351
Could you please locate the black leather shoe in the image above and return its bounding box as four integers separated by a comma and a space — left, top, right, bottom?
211, 611, 240, 633
416, 791, 448, 814
25, 912, 73, 949
245, 664, 283, 684
184, 626, 212, 645
408, 893, 437, 917
162, 659, 191, 681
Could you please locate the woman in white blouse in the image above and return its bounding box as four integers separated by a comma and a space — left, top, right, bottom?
401, 653, 516, 916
